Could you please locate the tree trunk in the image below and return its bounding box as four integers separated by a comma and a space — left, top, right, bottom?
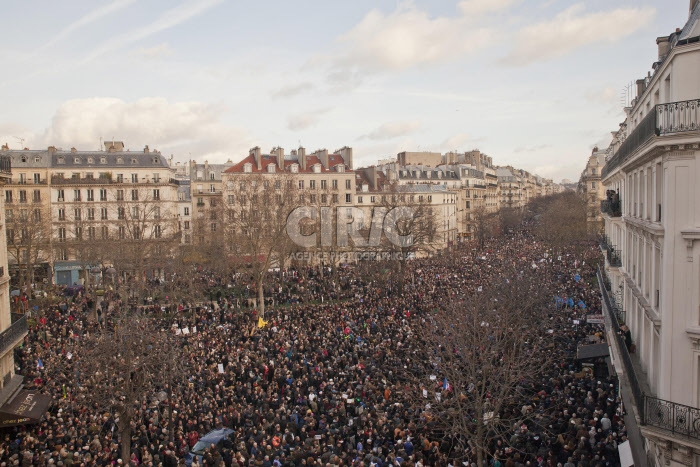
120, 423, 132, 463
257, 279, 265, 317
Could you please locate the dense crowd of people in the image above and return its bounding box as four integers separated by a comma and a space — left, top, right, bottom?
0, 221, 630, 467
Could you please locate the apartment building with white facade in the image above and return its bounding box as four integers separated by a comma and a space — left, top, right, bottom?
599, 2, 700, 466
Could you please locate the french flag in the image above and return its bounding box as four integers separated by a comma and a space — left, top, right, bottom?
37, 358, 44, 369
443, 377, 451, 391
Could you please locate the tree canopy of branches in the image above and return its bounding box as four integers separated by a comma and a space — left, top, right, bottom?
405, 265, 554, 465
5, 204, 52, 290
532, 192, 589, 252
226, 173, 301, 315
59, 309, 187, 462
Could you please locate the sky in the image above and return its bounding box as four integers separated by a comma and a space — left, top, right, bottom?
0, 0, 690, 183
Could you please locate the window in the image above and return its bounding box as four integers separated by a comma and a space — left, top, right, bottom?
275, 180, 281, 190
101, 226, 109, 239
18, 209, 27, 221
332, 179, 338, 189
19, 190, 27, 203
33, 209, 41, 222
357, 196, 363, 204
332, 194, 338, 204
33, 190, 41, 202
6, 229, 13, 242
58, 227, 66, 242
310, 180, 316, 189
116, 189, 124, 201
74, 208, 81, 220
227, 195, 234, 204
132, 207, 139, 218
298, 180, 304, 189
100, 189, 107, 201
321, 194, 327, 204
5, 190, 12, 203
310, 194, 317, 203
88, 226, 96, 240
370, 196, 376, 203
346, 179, 351, 189
57, 156, 65, 164
17, 174, 26, 184
131, 189, 139, 201
133, 226, 140, 239
153, 173, 160, 183
155, 225, 162, 238
118, 226, 125, 239
210, 172, 215, 180
321, 180, 327, 189
184, 221, 190, 230
116, 174, 124, 183
118, 207, 125, 220
75, 227, 82, 240
131, 173, 138, 183
57, 248, 68, 261
210, 223, 217, 232
184, 207, 190, 216
85, 172, 94, 179
184, 234, 191, 244
71, 172, 80, 180
58, 208, 65, 221
87, 208, 95, 220
73, 189, 81, 201
153, 189, 160, 200
210, 199, 217, 207
87, 189, 94, 201
101, 208, 108, 220
345, 194, 351, 203
100, 157, 107, 164
591, 182, 596, 189
33, 173, 41, 184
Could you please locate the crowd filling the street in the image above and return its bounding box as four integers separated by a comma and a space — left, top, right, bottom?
0, 213, 628, 467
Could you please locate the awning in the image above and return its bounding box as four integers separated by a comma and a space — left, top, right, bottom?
576, 343, 610, 360
0, 390, 52, 427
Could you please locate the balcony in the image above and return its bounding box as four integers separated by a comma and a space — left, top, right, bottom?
602, 99, 700, 178
601, 199, 622, 217
0, 313, 27, 357
644, 397, 700, 440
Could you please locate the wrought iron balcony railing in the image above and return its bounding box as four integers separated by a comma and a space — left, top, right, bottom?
603, 99, 700, 179
0, 313, 27, 356
657, 99, 700, 135
644, 396, 700, 440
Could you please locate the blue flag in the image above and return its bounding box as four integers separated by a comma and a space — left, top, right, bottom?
37, 358, 44, 369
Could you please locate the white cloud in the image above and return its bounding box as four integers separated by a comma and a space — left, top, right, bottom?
504, 4, 656, 66
440, 133, 485, 150
38, 97, 252, 161
131, 43, 174, 59
82, 0, 224, 63
271, 82, 314, 99
287, 108, 332, 131
365, 120, 421, 141
324, 2, 495, 75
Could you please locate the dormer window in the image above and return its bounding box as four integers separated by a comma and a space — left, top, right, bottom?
131, 158, 137, 164
87, 157, 94, 163
243, 163, 252, 173
74, 157, 81, 163
290, 164, 299, 173
34, 157, 40, 163
336, 165, 345, 173
58, 156, 65, 164
101, 157, 107, 164
267, 164, 276, 173
20, 156, 27, 163
117, 157, 124, 164
153, 157, 159, 164
312, 164, 321, 173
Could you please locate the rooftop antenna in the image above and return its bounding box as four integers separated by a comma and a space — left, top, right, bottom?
620, 81, 634, 108
13, 136, 25, 149
100, 137, 103, 151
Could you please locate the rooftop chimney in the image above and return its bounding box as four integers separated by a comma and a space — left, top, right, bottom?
70, 147, 77, 153
315, 149, 329, 170
656, 36, 672, 60
635, 79, 647, 99
1, 143, 8, 151
272, 146, 284, 170
336, 146, 353, 170
48, 146, 57, 156
144, 145, 150, 153
298, 146, 306, 171
250, 146, 262, 171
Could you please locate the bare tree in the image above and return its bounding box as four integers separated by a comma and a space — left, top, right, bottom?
472, 206, 494, 249
225, 173, 300, 315
60, 309, 187, 462
534, 192, 589, 253
5, 204, 52, 291
405, 266, 554, 466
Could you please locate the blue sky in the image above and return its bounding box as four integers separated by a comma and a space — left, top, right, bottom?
0, 0, 690, 182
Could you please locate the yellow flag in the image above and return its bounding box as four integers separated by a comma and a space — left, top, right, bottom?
258, 317, 268, 328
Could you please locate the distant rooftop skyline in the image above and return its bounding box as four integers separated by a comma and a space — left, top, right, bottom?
0, 0, 690, 183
